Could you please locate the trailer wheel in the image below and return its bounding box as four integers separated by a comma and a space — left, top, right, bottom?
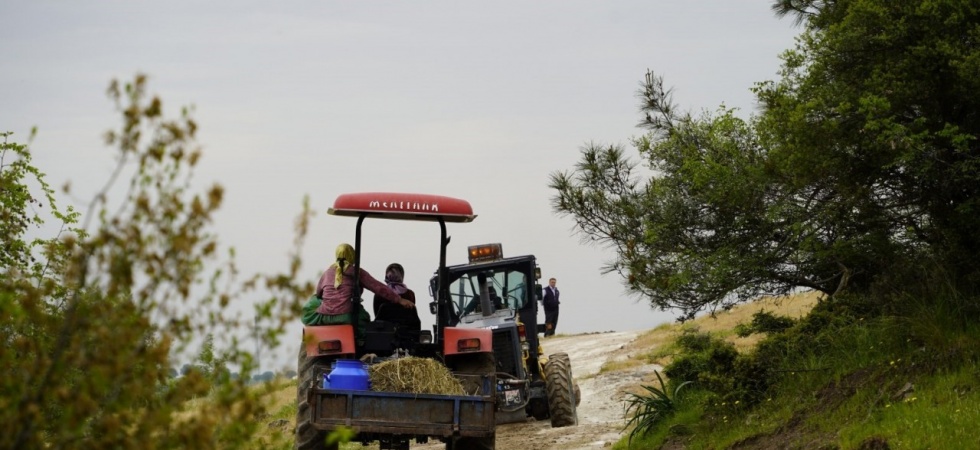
295, 347, 338, 450
544, 352, 577, 428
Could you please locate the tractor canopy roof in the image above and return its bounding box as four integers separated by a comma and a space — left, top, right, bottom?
328, 192, 476, 222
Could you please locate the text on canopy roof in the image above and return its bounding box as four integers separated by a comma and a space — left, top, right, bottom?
368, 199, 439, 212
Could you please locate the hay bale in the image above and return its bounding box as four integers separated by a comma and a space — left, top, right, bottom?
368, 356, 466, 395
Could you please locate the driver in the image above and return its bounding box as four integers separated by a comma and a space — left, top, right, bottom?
462, 286, 504, 315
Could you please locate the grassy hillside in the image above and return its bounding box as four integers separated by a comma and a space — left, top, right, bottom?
592, 292, 820, 379
611, 290, 980, 449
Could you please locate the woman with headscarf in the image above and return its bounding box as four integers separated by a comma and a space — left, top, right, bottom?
373, 263, 422, 334
303, 243, 414, 327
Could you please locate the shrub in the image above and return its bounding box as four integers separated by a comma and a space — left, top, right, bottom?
675, 328, 713, 352
623, 371, 692, 446
733, 311, 796, 338
750, 311, 795, 334
664, 332, 738, 391
665, 330, 775, 410
734, 323, 754, 338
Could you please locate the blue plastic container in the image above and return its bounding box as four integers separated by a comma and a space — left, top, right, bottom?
325, 359, 370, 391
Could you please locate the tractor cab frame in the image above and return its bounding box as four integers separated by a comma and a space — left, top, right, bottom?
432, 243, 579, 427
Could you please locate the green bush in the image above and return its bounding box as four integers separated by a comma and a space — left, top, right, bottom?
675, 328, 714, 352
663, 331, 769, 406
623, 371, 692, 446
734, 311, 796, 338
664, 328, 778, 413
728, 353, 770, 405
750, 311, 795, 334
734, 323, 754, 338
664, 333, 736, 386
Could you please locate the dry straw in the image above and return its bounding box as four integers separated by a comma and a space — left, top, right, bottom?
369, 356, 466, 395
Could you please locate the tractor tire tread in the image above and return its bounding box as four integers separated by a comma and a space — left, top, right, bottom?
544, 352, 577, 428
295, 347, 335, 450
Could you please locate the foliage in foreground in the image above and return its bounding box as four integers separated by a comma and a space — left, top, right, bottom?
1, 76, 314, 449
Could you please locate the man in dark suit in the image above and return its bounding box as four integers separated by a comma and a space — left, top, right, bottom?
542, 277, 560, 337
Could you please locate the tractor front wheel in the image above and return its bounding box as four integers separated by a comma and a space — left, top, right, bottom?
544, 352, 577, 428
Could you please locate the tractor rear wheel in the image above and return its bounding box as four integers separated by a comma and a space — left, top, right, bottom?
295, 347, 338, 450
544, 352, 577, 428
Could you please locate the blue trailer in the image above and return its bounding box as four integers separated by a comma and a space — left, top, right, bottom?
308, 373, 495, 449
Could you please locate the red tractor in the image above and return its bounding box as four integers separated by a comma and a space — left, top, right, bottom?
296, 192, 497, 450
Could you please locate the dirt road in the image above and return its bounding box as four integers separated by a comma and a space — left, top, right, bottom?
497, 331, 660, 450
416, 330, 661, 450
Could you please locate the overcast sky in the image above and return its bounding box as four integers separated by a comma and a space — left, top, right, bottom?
1, 1, 800, 370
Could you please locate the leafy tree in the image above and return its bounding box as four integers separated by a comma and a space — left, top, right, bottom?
550, 0, 980, 319
0, 75, 315, 449
758, 0, 980, 289
550, 75, 810, 319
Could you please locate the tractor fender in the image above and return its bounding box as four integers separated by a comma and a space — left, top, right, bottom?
302, 325, 356, 358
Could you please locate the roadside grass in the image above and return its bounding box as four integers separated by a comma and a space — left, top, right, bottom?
594, 323, 676, 377
832, 362, 980, 448
637, 291, 822, 368
614, 288, 980, 449
242, 378, 377, 450
611, 389, 714, 450
597, 358, 641, 375
238, 378, 295, 450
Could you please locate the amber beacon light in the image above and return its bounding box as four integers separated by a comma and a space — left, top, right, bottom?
467, 243, 503, 263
